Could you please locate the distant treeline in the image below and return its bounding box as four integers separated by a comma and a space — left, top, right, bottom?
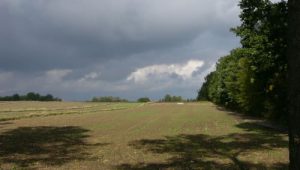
137, 97, 151, 102
197, 0, 287, 122
91, 96, 128, 102
160, 94, 183, 102
91, 95, 196, 103
0, 92, 61, 101
160, 94, 196, 102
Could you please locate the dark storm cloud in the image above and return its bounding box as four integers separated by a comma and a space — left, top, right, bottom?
1, 0, 239, 71
0, 0, 241, 100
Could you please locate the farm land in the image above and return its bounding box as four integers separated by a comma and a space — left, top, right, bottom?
0, 102, 288, 169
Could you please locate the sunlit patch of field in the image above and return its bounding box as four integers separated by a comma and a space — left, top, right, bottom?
0, 101, 140, 121
0, 102, 288, 170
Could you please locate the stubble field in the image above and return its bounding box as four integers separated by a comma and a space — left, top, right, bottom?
0, 101, 288, 170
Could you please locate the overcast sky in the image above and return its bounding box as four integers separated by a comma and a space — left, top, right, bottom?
0, 0, 242, 101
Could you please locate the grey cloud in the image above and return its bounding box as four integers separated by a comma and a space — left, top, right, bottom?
0, 0, 240, 100
1, 0, 239, 70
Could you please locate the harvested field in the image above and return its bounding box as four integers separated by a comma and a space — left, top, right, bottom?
0, 102, 288, 169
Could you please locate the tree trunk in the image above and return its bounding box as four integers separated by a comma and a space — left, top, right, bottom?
288, 0, 300, 169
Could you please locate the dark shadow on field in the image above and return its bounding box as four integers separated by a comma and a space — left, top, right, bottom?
215, 106, 288, 133
215, 106, 262, 121
116, 122, 288, 170
0, 126, 109, 169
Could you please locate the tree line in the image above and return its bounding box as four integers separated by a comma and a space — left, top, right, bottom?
91, 95, 196, 103
160, 94, 197, 102
91, 96, 128, 102
197, 0, 288, 122
0, 92, 61, 101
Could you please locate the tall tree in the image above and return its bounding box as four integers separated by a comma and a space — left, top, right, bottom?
287, 0, 300, 169
198, 0, 288, 120
233, 0, 288, 118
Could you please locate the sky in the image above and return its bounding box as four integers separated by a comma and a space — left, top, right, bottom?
0, 0, 242, 101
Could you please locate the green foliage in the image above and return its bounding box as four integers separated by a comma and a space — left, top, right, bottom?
186, 98, 197, 102
198, 0, 287, 121
197, 72, 214, 101
91, 96, 128, 102
161, 94, 183, 102
0, 92, 61, 101
137, 97, 151, 103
